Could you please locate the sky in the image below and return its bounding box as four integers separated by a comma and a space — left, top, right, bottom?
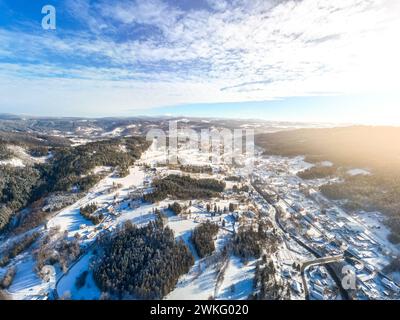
0, 0, 399, 124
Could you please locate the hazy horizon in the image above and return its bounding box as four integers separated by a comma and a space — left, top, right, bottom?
2, 93, 400, 127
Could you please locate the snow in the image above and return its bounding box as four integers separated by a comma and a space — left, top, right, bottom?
91, 166, 112, 174
0, 145, 52, 167
116, 203, 157, 226
119, 144, 128, 153
165, 208, 234, 300
101, 127, 124, 137
56, 252, 101, 300
75, 126, 102, 136
0, 157, 25, 167
351, 211, 400, 258
165, 252, 256, 300
347, 168, 370, 176
47, 206, 90, 237
177, 148, 214, 167
167, 215, 198, 239
47, 166, 146, 236
140, 144, 168, 166
8, 126, 396, 300
141, 139, 226, 169
3, 149, 150, 299
70, 138, 91, 146
254, 152, 400, 298
8, 255, 51, 300
165, 262, 218, 300
320, 161, 333, 167
260, 155, 315, 175
215, 256, 256, 300
110, 166, 145, 189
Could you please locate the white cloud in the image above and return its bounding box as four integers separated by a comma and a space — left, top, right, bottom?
0, 0, 399, 116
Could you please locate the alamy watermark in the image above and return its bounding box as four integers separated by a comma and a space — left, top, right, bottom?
341, 265, 357, 290
146, 121, 255, 168
42, 5, 56, 30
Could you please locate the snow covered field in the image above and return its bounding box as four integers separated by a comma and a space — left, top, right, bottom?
14, 142, 253, 300
47, 166, 146, 237
56, 252, 100, 300
215, 256, 256, 300
7, 255, 52, 300
0, 145, 52, 168
5, 135, 396, 301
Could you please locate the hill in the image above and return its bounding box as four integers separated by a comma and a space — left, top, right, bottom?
256, 126, 400, 243
256, 126, 400, 174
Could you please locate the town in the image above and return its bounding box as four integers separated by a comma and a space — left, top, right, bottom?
2, 126, 399, 300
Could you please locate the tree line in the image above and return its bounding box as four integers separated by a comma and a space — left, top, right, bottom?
93, 221, 194, 299
0, 232, 40, 267
191, 221, 219, 258
232, 221, 277, 261
80, 203, 103, 225
0, 135, 150, 232
320, 173, 400, 244
297, 165, 338, 180
0, 267, 16, 289
168, 202, 183, 215
144, 174, 225, 203
251, 256, 291, 300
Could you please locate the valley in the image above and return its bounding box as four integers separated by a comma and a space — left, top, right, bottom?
0, 117, 399, 300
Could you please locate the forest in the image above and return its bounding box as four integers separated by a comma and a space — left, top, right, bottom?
297, 165, 338, 180
0, 135, 150, 232
144, 174, 225, 203
191, 221, 219, 258
256, 126, 400, 173
36, 228, 81, 273
39, 136, 150, 193
232, 220, 278, 261
168, 202, 182, 215
232, 227, 263, 260
0, 131, 69, 155
0, 267, 16, 289
0, 232, 40, 267
256, 126, 400, 244
320, 173, 400, 243
0, 143, 11, 160
93, 221, 194, 299
0, 166, 41, 231
80, 203, 103, 225
179, 165, 212, 174
75, 271, 89, 290
252, 256, 291, 300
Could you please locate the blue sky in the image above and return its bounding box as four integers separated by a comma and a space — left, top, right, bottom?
0, 0, 399, 124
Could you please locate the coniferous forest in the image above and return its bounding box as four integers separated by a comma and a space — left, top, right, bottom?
191, 221, 219, 258
93, 221, 194, 299
0, 136, 150, 232
144, 174, 226, 203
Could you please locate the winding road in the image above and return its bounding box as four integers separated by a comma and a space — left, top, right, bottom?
251, 180, 350, 300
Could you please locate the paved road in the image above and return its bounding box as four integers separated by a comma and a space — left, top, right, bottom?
300, 255, 344, 299
251, 180, 350, 300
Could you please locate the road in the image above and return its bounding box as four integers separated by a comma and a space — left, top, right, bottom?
250, 180, 350, 300
52, 239, 98, 300
300, 255, 344, 299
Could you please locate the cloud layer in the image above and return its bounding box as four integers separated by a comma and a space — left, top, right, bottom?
0, 0, 399, 116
